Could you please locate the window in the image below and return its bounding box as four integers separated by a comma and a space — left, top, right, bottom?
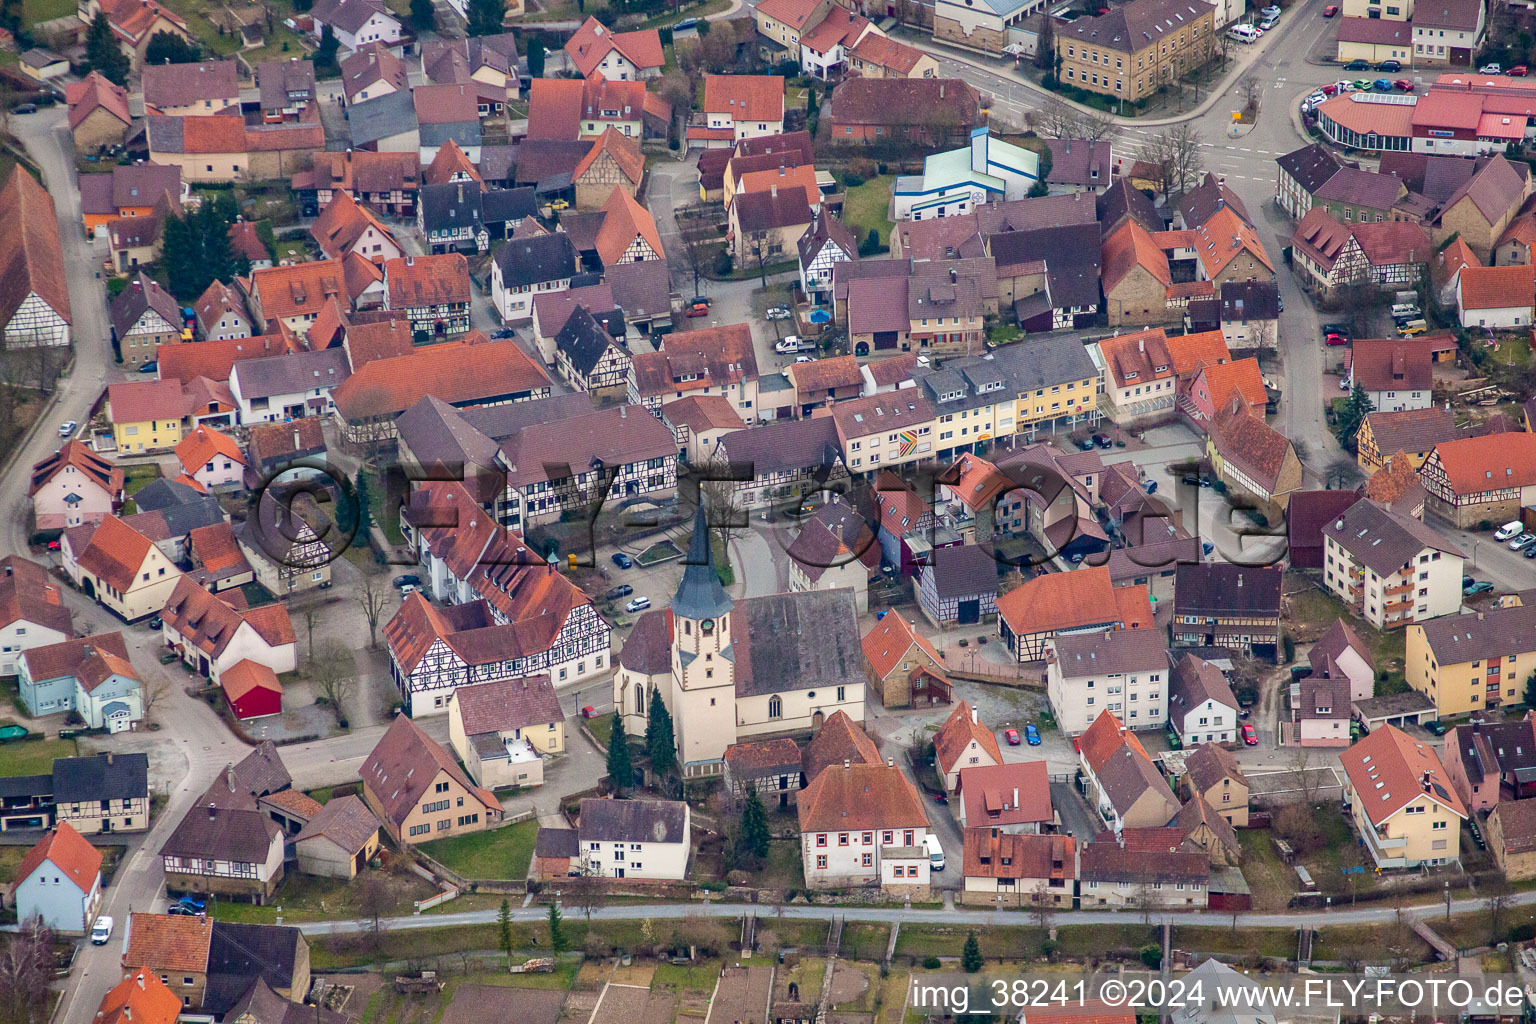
768, 695, 782, 718
817, 833, 827, 847
839, 833, 849, 845
816, 855, 828, 869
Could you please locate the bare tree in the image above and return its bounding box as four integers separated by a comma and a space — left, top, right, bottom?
1034, 15, 1055, 70
1239, 74, 1262, 116
565, 871, 608, 921
297, 603, 320, 664
1029, 889, 1055, 932
677, 226, 714, 299
311, 638, 357, 725
139, 671, 172, 725
1285, 744, 1321, 805
1140, 124, 1204, 196
357, 573, 388, 649
0, 916, 54, 1024
744, 230, 772, 287
1484, 876, 1514, 942
1035, 99, 1083, 140
356, 874, 393, 948
698, 445, 749, 556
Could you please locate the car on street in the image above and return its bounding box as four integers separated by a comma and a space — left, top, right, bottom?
605, 584, 633, 600
1463, 580, 1495, 596
611, 551, 633, 569
1463, 575, 1476, 589
625, 596, 651, 613
685, 301, 709, 317
91, 917, 113, 944
1322, 321, 1350, 336
1512, 65, 1530, 76
1322, 3, 1338, 13
58, 420, 76, 438
12, 102, 36, 115
491, 328, 516, 339
1260, 12, 1278, 27
393, 574, 421, 588
673, 16, 698, 28
1024, 723, 1041, 745
1495, 520, 1524, 541
1004, 728, 1020, 745
1260, 4, 1280, 13
1480, 63, 1502, 73
1377, 59, 1402, 71
1526, 544, 1536, 558
1510, 532, 1536, 551
1321, 82, 1339, 95
1344, 59, 1371, 70
765, 306, 790, 320
1242, 723, 1258, 746
1373, 78, 1394, 91
688, 296, 711, 308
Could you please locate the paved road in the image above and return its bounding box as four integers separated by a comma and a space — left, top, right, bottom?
298, 882, 1536, 936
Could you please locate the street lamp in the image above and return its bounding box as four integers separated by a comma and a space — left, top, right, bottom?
1445, 879, 1451, 920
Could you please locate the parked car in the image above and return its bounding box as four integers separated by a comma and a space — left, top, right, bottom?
605, 584, 633, 600
795, 355, 813, 363
688, 296, 712, 308
1321, 82, 1339, 95
399, 584, 416, 597
1463, 575, 1476, 589
1024, 723, 1041, 745
1424, 720, 1448, 736
1260, 12, 1278, 27
1377, 59, 1402, 71
138, 361, 158, 373
1334, 80, 1357, 92
765, 306, 791, 320
1076, 437, 1097, 451
393, 574, 422, 588
1525, 544, 1536, 558
1092, 433, 1113, 449
581, 705, 598, 718
1322, 321, 1351, 337
1495, 520, 1524, 541
547, 199, 569, 211
57, 420, 76, 438
1344, 59, 1371, 70
775, 335, 807, 354
147, 615, 162, 630
1242, 723, 1258, 746
1463, 580, 1495, 596
1325, 332, 1348, 346
491, 328, 516, 339
176, 896, 205, 912
1395, 79, 1415, 91
1509, 532, 1536, 551
91, 917, 113, 945
611, 551, 633, 569
12, 102, 36, 115
673, 16, 698, 28
685, 302, 709, 317
625, 596, 651, 613
1003, 728, 1020, 745
1373, 78, 1394, 91
1511, 65, 1530, 76
1322, 4, 1338, 14
1480, 63, 1502, 74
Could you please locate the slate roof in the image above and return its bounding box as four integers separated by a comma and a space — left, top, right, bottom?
347, 90, 419, 147
924, 542, 999, 599
1172, 563, 1280, 619
52, 752, 149, 803
160, 801, 280, 865
717, 415, 841, 478
1277, 143, 1342, 196
1183, 741, 1247, 794
494, 231, 578, 288
825, 78, 979, 127
579, 797, 687, 844
1169, 652, 1238, 716
1417, 602, 1536, 666
1439, 154, 1525, 227
1052, 627, 1167, 678
203, 922, 307, 1017
231, 348, 349, 401
1323, 497, 1460, 575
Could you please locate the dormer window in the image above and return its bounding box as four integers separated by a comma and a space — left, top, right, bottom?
1125, 370, 1138, 379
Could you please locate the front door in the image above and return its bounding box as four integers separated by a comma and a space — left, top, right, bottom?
957, 599, 980, 625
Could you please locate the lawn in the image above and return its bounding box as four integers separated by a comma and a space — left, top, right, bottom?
586, 712, 613, 749
0, 845, 29, 885
1487, 333, 1533, 367
418, 819, 538, 881
21, 0, 72, 27
123, 464, 161, 497
840, 176, 894, 251
1287, 585, 1406, 693
839, 922, 889, 961
209, 868, 439, 924
0, 737, 76, 778
1236, 829, 1295, 911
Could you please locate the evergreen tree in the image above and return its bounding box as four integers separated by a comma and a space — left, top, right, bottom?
1524, 670, 1536, 708
961, 931, 983, 973
467, 0, 503, 36
145, 30, 200, 65
1334, 383, 1376, 453
352, 467, 373, 531
410, 0, 434, 30
739, 787, 770, 861
645, 689, 678, 778
547, 902, 567, 954
314, 23, 340, 73
162, 199, 239, 300
526, 37, 545, 79
805, 84, 819, 132
606, 712, 635, 791
1027, 179, 1051, 197
86, 12, 130, 86
497, 899, 513, 961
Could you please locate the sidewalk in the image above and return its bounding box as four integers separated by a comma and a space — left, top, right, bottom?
901, 24, 1294, 128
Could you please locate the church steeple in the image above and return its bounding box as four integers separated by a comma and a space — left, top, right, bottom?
671, 502, 733, 621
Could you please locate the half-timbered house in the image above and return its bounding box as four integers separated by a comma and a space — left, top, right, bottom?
715, 416, 847, 509
553, 307, 632, 400
0, 167, 71, 351
1419, 432, 1536, 528
236, 493, 334, 595
798, 212, 858, 305
572, 130, 645, 211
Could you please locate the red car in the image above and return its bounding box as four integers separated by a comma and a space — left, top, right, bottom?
1325, 332, 1348, 346
1321, 83, 1339, 95
581, 705, 598, 719
1512, 65, 1530, 76
1004, 728, 1021, 746
685, 302, 709, 317
1242, 723, 1258, 746
1394, 79, 1414, 91
1322, 4, 1338, 13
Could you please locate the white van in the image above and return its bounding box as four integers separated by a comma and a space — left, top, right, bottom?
1495, 520, 1525, 541
1227, 24, 1260, 42
922, 833, 945, 871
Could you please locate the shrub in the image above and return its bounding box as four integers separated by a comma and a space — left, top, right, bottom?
844, 173, 865, 188
923, 955, 942, 969
1138, 944, 1162, 969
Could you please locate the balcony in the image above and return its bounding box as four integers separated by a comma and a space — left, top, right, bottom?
1384, 580, 1413, 597
1384, 593, 1413, 612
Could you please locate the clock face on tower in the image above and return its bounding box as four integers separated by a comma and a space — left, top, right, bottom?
701, 618, 715, 634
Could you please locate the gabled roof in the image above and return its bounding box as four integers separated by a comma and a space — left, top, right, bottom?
310, 0, 397, 34
1102, 219, 1171, 293
572, 128, 644, 187
1277, 143, 1342, 196
384, 252, 470, 307
1209, 403, 1295, 492
963, 829, 1074, 881
158, 334, 286, 384
1458, 262, 1536, 310
934, 701, 1002, 776
1417, 600, 1536, 666
0, 167, 70, 329
96, 973, 182, 1024
1183, 740, 1248, 794
594, 186, 665, 267
361, 714, 500, 826
996, 566, 1152, 637
825, 77, 979, 128
294, 794, 378, 855
143, 60, 238, 109
563, 17, 665, 77
1424, 431, 1536, 495
861, 610, 944, 681
847, 31, 928, 73
579, 797, 687, 843
67, 71, 131, 131
798, 761, 926, 832
452, 674, 561, 735
1058, 0, 1216, 50
67, 516, 158, 593
703, 74, 785, 123
0, 556, 71, 636
340, 43, 408, 102
754, 0, 823, 29
331, 337, 551, 422
175, 425, 245, 475
629, 323, 756, 397
124, 912, 214, 974
802, 709, 880, 783
1438, 153, 1524, 226
1173, 562, 1281, 618
1169, 652, 1238, 715
161, 576, 295, 660
1341, 723, 1466, 826
311, 189, 399, 262
958, 761, 1052, 827
8, 821, 101, 898
29, 439, 123, 501
1192, 205, 1271, 278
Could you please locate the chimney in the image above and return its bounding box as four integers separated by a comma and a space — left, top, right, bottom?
771, 184, 778, 198
949, 267, 957, 283
106, 752, 113, 765
887, 756, 894, 767
1138, 336, 1145, 353
844, 758, 851, 769
225, 763, 235, 789
971, 706, 978, 724
939, 83, 945, 99
136, 974, 146, 991
208, 803, 217, 821
1012, 786, 1018, 808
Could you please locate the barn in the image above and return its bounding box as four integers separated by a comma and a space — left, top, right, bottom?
220, 658, 284, 719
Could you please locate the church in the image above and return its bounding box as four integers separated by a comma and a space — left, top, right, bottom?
614, 506, 867, 777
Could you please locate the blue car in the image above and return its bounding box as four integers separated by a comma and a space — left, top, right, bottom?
1373, 78, 1394, 91
1024, 723, 1041, 745
611, 552, 633, 569
177, 895, 206, 912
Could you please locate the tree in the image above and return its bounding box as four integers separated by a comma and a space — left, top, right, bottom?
410, 0, 434, 29
805, 83, 819, 133
86, 12, 130, 86
1524, 669, 1536, 708
606, 711, 635, 791
1034, 15, 1055, 70
314, 23, 340, 73
145, 30, 200, 65
526, 36, 545, 78
357, 874, 392, 948
738, 786, 770, 864
645, 689, 678, 778
467, 0, 503, 36
548, 902, 568, 954
298, 604, 320, 663
352, 466, 374, 532
1334, 383, 1375, 453
497, 899, 513, 961
1485, 876, 1514, 942
357, 574, 388, 649
161, 199, 239, 301
1140, 123, 1203, 196
311, 639, 357, 726
1027, 179, 1051, 198
0, 916, 53, 1024
139, 672, 172, 724
744, 231, 772, 287
1238, 73, 1261, 115
961, 931, 983, 973
566, 872, 607, 920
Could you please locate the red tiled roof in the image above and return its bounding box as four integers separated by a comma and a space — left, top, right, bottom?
68, 516, 156, 594
67, 71, 130, 131
797, 762, 926, 832
361, 713, 501, 827
847, 31, 927, 73
594, 187, 664, 267
573, 129, 645, 187
1425, 431, 1536, 495
861, 610, 944, 681
249, 261, 347, 322
801, 709, 880, 783
29, 439, 123, 499
95, 973, 182, 1024
1197, 357, 1266, 412
174, 425, 244, 475
221, 659, 282, 704
424, 139, 482, 186
109, 378, 188, 425
1458, 263, 1535, 310
703, 75, 785, 123
311, 189, 399, 262
1102, 219, 1171, 292
0, 167, 71, 330
526, 77, 585, 140
996, 566, 1150, 637
934, 700, 1003, 775
384, 252, 470, 308
753, 0, 823, 29
563, 17, 664, 78
157, 334, 286, 383
1341, 723, 1466, 826
332, 337, 550, 422
123, 912, 212, 975
958, 761, 1052, 827
7, 822, 101, 898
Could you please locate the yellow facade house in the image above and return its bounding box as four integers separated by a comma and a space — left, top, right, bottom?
61, 516, 183, 622
1055, 0, 1215, 105
106, 379, 186, 454
1340, 723, 1466, 869
1407, 602, 1536, 716
447, 675, 566, 790
361, 714, 503, 845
